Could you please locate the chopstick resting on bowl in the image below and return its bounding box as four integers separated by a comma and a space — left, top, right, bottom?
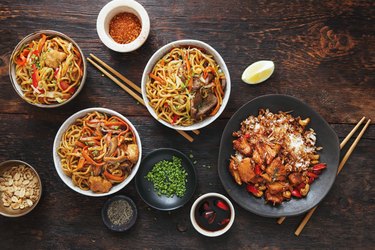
276, 117, 371, 235
87, 53, 199, 142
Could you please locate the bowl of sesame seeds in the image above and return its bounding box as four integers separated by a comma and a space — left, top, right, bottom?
96, 0, 150, 53
102, 195, 137, 232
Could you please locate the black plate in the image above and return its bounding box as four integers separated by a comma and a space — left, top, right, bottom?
135, 148, 197, 211
218, 94, 340, 217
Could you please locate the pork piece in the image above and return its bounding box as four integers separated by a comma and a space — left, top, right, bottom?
229, 157, 242, 185
233, 137, 252, 156
265, 190, 284, 205
288, 173, 304, 186
192, 76, 202, 91
45, 49, 67, 68
264, 143, 281, 165
267, 182, 289, 195
266, 157, 287, 179
190, 91, 218, 120
89, 176, 112, 193
237, 157, 256, 183
206, 73, 214, 84
126, 144, 139, 163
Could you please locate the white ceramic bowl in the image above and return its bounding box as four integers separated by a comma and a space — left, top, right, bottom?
52, 107, 142, 197
9, 30, 87, 108
97, 0, 150, 52
190, 192, 235, 237
141, 39, 231, 131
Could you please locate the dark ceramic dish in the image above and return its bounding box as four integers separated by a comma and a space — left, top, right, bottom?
218, 94, 340, 218
135, 148, 197, 211
102, 195, 137, 232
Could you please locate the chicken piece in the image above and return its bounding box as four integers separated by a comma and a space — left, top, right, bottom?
264, 143, 281, 165
45, 49, 67, 68
288, 173, 304, 186
88, 176, 112, 193
229, 157, 242, 185
252, 148, 262, 165
267, 182, 289, 195
266, 157, 287, 178
126, 144, 139, 163
265, 190, 284, 205
233, 137, 252, 156
237, 157, 256, 183
255, 142, 267, 161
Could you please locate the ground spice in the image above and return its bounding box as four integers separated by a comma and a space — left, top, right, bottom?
107, 199, 133, 226
109, 12, 142, 44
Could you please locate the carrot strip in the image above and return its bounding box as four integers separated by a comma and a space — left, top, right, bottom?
104, 171, 125, 182
210, 89, 221, 116
76, 157, 85, 170
75, 141, 86, 148
149, 73, 164, 83
82, 147, 105, 166
37, 34, 47, 52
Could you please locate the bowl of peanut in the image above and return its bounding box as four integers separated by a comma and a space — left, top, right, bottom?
0, 160, 42, 217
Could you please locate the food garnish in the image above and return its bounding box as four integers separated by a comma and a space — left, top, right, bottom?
241, 60, 274, 84
109, 12, 141, 44
145, 156, 187, 198
0, 164, 40, 210
107, 199, 134, 226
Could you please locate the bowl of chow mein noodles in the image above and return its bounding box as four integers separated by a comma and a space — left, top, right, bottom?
141, 39, 231, 131
53, 107, 142, 197
9, 30, 86, 108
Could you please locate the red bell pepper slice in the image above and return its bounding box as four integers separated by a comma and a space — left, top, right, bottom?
60, 81, 75, 95
312, 163, 327, 171
292, 189, 302, 198
171, 114, 180, 124
307, 172, 319, 179
246, 184, 261, 197
32, 64, 39, 88
255, 164, 262, 175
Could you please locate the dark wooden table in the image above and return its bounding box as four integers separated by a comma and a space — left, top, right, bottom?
0, 0, 374, 249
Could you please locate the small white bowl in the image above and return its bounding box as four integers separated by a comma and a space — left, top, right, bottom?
97, 0, 150, 52
9, 30, 87, 108
52, 107, 142, 197
190, 193, 235, 237
141, 39, 231, 131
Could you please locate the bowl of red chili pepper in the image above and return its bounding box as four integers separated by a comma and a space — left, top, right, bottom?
96, 0, 150, 52
9, 30, 86, 108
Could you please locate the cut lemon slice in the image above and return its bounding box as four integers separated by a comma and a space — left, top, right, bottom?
241, 60, 275, 84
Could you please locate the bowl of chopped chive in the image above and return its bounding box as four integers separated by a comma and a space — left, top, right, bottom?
102, 195, 137, 232
135, 148, 197, 211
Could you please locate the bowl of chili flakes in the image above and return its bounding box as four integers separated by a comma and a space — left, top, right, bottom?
97, 0, 150, 52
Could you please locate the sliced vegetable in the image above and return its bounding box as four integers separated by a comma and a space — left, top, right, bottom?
255, 164, 262, 175
149, 73, 164, 83
246, 184, 263, 197
216, 200, 229, 211
82, 147, 105, 166
37, 34, 47, 52
291, 189, 302, 198
31, 64, 39, 88
307, 172, 319, 179
312, 163, 327, 171
104, 171, 125, 182
59, 81, 75, 95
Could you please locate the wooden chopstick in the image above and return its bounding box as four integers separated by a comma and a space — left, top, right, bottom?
87, 55, 195, 142
294, 118, 371, 236
90, 53, 142, 94
276, 116, 368, 225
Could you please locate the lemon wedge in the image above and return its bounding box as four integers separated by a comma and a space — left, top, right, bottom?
241, 60, 275, 84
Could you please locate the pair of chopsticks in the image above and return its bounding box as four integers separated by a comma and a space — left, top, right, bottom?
277, 116, 371, 236
87, 53, 200, 142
